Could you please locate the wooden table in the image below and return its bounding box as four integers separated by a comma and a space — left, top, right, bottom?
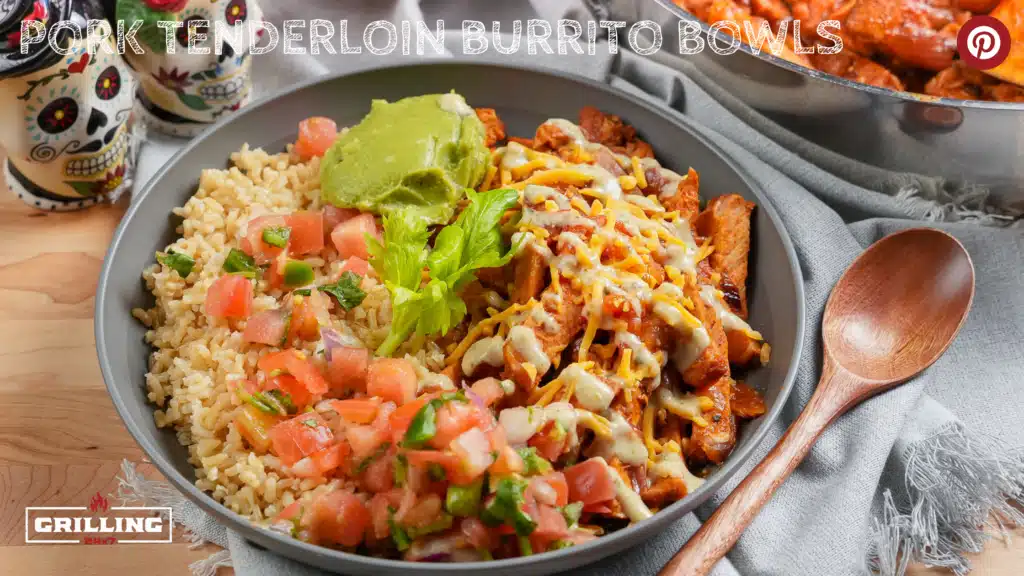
0, 170, 1019, 575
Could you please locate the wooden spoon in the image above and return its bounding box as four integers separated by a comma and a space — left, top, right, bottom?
659, 228, 975, 576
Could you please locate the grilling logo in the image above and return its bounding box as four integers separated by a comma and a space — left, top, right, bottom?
25, 492, 172, 544
958, 15, 1011, 71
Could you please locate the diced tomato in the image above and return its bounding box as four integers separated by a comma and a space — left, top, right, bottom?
399, 493, 442, 529
310, 490, 369, 547
449, 427, 493, 483
345, 424, 388, 461
529, 504, 569, 551
331, 398, 379, 424
469, 377, 506, 407
292, 442, 350, 478
258, 350, 329, 396
331, 213, 380, 261
243, 215, 288, 265
563, 459, 616, 506
311, 442, 349, 474
489, 445, 525, 476
360, 448, 394, 493
323, 206, 361, 239
234, 404, 280, 452
371, 402, 397, 441
369, 490, 403, 540
326, 346, 370, 394
532, 472, 569, 507
404, 449, 460, 472
242, 309, 289, 346
273, 501, 303, 523
460, 517, 493, 550
294, 117, 338, 161
487, 425, 507, 451
431, 401, 487, 449
264, 250, 287, 290
388, 394, 437, 442
339, 256, 370, 277
285, 211, 325, 256
265, 373, 312, 408
205, 275, 253, 319
268, 412, 334, 466
366, 358, 418, 406
287, 296, 319, 342
528, 420, 569, 462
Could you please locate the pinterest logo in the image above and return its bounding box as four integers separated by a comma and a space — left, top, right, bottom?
957, 16, 1011, 70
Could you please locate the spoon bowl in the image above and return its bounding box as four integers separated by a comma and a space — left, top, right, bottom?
824, 228, 975, 383
661, 228, 975, 576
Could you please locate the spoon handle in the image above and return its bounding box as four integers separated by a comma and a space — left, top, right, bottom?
658, 361, 854, 576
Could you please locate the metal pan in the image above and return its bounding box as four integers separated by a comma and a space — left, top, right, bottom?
594, 0, 1024, 214
95, 62, 804, 575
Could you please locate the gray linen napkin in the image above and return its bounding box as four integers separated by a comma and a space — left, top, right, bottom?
117, 2, 1024, 576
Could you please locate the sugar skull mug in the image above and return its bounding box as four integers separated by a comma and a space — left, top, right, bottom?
0, 0, 139, 210
118, 0, 262, 137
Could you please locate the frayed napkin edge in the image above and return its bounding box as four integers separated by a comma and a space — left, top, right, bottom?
865, 422, 1024, 576
115, 460, 235, 575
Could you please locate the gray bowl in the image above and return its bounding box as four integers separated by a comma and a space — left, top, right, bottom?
96, 62, 805, 575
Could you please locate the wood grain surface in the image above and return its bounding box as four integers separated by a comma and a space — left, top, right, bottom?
0, 162, 1019, 575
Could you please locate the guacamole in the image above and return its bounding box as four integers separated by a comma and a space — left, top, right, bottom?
320, 93, 490, 225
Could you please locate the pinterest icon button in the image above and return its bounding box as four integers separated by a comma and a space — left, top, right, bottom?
957, 16, 1011, 71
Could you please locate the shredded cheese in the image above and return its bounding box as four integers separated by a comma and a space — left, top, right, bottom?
632, 156, 648, 189
511, 168, 594, 189
697, 237, 714, 262
658, 388, 715, 428
481, 163, 497, 192
642, 400, 662, 455
576, 410, 613, 438
616, 348, 633, 380
530, 377, 564, 406
446, 302, 532, 366
511, 158, 552, 180
578, 283, 603, 361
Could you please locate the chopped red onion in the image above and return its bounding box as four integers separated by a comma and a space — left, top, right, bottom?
462, 384, 487, 412
320, 328, 346, 363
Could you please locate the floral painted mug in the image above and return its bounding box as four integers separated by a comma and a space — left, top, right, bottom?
117, 0, 262, 137
0, 0, 140, 210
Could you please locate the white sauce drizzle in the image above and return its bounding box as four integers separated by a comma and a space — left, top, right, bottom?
508, 325, 551, 375
438, 93, 474, 117
524, 184, 572, 209
699, 285, 761, 338
672, 326, 711, 371
461, 335, 505, 377
500, 141, 530, 170
529, 305, 561, 333
648, 451, 705, 494
544, 118, 588, 144
570, 163, 622, 198
564, 363, 616, 412
613, 331, 661, 382
591, 456, 652, 522
498, 402, 581, 445
639, 157, 684, 198
521, 208, 595, 231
